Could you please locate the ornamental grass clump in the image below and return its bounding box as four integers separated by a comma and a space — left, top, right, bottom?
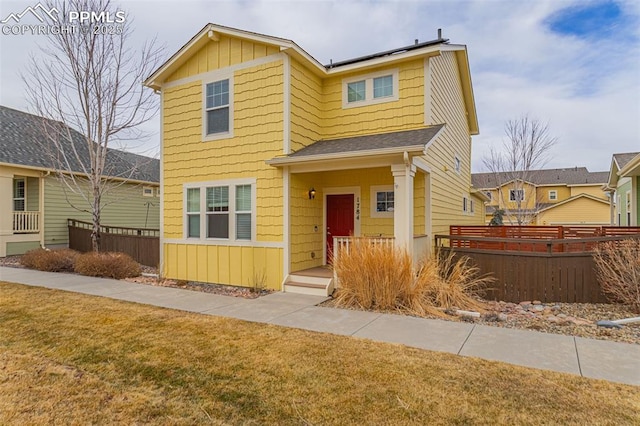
333, 239, 493, 316
74, 251, 141, 279
20, 248, 79, 272
593, 239, 640, 313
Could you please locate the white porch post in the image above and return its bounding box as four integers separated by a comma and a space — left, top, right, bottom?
391, 163, 416, 253
0, 174, 13, 257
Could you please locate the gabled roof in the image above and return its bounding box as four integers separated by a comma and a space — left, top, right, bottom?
537, 193, 609, 214
0, 106, 159, 183
606, 152, 640, 188
472, 167, 608, 189
144, 23, 478, 135
266, 125, 444, 166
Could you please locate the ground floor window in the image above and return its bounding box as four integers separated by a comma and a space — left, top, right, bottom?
13, 178, 25, 211
370, 185, 394, 218
185, 179, 255, 241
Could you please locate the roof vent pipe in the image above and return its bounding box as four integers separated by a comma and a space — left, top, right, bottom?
415, 39, 418, 45
329, 59, 333, 68
438, 28, 442, 39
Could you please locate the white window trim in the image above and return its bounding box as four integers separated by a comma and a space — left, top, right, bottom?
462, 195, 468, 213
13, 178, 25, 211
509, 189, 525, 202
548, 190, 557, 201
143, 186, 154, 197
454, 155, 461, 174
485, 191, 492, 201
470, 198, 475, 214
370, 185, 394, 218
202, 74, 234, 142
183, 178, 257, 244
342, 68, 399, 109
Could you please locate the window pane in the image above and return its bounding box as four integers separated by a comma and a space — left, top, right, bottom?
236, 213, 251, 240
187, 188, 200, 212
386, 191, 394, 202
207, 214, 229, 238
373, 75, 393, 98
207, 107, 229, 134
207, 186, 229, 212
347, 80, 365, 102
236, 185, 251, 212
14, 179, 25, 198
14, 199, 25, 211
188, 214, 200, 238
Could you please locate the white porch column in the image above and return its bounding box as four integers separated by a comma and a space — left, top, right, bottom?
0, 174, 13, 257
391, 163, 416, 253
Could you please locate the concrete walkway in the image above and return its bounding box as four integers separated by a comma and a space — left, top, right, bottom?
1, 266, 638, 386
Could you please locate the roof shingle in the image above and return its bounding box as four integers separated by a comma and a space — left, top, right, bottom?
0, 106, 159, 183
472, 167, 608, 189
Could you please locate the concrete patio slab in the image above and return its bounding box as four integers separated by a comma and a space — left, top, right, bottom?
459, 324, 581, 375
269, 306, 381, 335
354, 314, 475, 354
575, 337, 640, 386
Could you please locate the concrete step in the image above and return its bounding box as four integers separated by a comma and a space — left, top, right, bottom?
284, 281, 329, 297
288, 274, 332, 286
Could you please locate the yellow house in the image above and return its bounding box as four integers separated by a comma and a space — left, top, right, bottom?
145, 24, 482, 295
472, 167, 610, 226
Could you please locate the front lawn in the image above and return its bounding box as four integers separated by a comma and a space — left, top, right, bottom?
0, 282, 638, 425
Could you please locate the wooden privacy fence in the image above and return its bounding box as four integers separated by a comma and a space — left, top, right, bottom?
435, 233, 640, 304
68, 219, 159, 267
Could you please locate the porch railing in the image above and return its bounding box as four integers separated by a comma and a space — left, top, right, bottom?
332, 236, 395, 266
13, 211, 40, 233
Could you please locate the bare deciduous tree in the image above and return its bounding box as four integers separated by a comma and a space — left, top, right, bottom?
482, 115, 557, 225
23, 0, 164, 251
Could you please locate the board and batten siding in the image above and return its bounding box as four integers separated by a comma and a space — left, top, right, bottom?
43, 176, 159, 246
423, 51, 476, 236
161, 42, 285, 289
165, 36, 281, 83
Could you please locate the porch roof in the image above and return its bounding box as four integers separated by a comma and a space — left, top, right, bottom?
267, 125, 444, 167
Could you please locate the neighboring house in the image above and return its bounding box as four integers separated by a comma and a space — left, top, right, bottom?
144, 23, 483, 295
472, 167, 610, 226
0, 106, 160, 257
605, 152, 640, 226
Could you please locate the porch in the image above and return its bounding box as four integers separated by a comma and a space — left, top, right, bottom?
284, 235, 430, 296
0, 172, 43, 257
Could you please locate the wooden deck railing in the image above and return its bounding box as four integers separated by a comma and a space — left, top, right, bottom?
13, 211, 40, 233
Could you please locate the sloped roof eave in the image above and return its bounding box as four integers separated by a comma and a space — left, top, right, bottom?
266, 144, 426, 167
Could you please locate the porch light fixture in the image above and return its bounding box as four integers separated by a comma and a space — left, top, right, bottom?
308, 188, 316, 199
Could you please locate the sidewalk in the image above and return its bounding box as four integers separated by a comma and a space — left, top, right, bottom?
1, 266, 638, 386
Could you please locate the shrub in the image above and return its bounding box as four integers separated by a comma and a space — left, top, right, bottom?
332, 239, 493, 316
74, 251, 141, 279
20, 248, 79, 272
593, 239, 640, 313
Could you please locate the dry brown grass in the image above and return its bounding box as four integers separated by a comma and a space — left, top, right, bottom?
74, 251, 141, 279
593, 239, 640, 313
333, 240, 492, 315
0, 281, 638, 425
20, 248, 79, 272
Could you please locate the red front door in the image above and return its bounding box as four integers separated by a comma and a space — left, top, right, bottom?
326, 194, 354, 263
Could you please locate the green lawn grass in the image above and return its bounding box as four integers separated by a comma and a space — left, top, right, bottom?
1, 281, 638, 425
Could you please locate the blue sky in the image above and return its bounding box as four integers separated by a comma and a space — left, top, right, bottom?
1, 0, 638, 173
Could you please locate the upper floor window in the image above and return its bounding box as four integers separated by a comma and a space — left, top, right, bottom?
342, 69, 399, 108
203, 76, 233, 141
509, 189, 525, 202
485, 191, 492, 201
347, 80, 366, 103
373, 75, 393, 98
143, 186, 154, 197
548, 190, 557, 201
454, 156, 461, 174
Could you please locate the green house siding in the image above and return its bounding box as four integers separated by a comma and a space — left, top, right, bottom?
617, 179, 632, 226
635, 176, 640, 225
25, 177, 39, 211
43, 177, 160, 246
